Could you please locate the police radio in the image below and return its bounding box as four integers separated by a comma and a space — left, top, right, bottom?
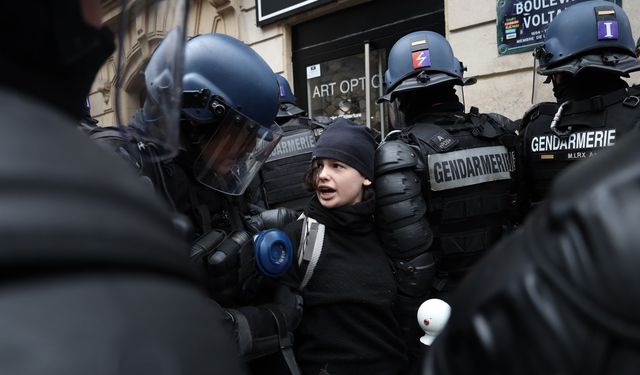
253, 229, 293, 277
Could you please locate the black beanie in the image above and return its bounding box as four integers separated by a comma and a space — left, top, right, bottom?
312, 118, 376, 181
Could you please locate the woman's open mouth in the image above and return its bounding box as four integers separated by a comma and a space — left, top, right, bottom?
317, 185, 336, 200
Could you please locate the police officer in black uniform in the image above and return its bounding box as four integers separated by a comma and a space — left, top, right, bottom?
375, 30, 518, 361
90, 33, 303, 374
0, 1, 245, 374
520, 0, 640, 214
423, 79, 640, 375
423, 69, 640, 375
252, 74, 325, 213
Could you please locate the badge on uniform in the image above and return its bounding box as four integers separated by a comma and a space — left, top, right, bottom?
426, 128, 458, 152
410, 37, 431, 69
595, 7, 618, 41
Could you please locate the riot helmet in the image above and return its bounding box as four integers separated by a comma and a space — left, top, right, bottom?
180, 34, 282, 196
275, 74, 305, 122
115, 0, 189, 161
378, 31, 474, 103
535, 1, 640, 78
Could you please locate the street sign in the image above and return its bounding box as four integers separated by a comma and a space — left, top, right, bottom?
497, 0, 623, 55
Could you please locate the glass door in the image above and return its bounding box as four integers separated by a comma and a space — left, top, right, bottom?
304, 45, 388, 140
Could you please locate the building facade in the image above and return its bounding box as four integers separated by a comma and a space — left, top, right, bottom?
91, 0, 640, 133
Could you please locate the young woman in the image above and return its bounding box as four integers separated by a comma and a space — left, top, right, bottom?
281, 118, 408, 375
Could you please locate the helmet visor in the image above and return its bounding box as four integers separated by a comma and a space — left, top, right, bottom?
531, 49, 556, 104
114, 0, 188, 161
194, 107, 283, 195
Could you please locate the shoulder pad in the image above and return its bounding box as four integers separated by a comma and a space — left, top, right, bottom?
485, 112, 518, 133
520, 103, 543, 130
375, 140, 421, 176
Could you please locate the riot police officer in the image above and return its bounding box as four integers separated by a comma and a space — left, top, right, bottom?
520, 0, 640, 213
424, 102, 640, 375
90, 33, 303, 373
0, 1, 244, 374
252, 74, 325, 213
375, 30, 518, 361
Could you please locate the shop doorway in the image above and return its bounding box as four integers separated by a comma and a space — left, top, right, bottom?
292, 0, 444, 138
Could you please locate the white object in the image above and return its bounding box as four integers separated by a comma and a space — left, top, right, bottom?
306, 64, 321, 79
417, 298, 451, 346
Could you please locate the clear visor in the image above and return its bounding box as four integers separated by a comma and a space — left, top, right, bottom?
531, 49, 556, 104
194, 107, 283, 196
387, 99, 406, 130
114, 0, 188, 161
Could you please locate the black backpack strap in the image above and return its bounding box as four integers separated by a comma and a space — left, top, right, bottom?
563, 85, 640, 114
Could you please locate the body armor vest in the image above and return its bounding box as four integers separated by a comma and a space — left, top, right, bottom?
521, 85, 640, 207
258, 117, 323, 212
426, 130, 640, 375
405, 111, 518, 277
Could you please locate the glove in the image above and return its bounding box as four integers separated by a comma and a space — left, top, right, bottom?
264, 284, 304, 332
246, 207, 298, 233
225, 285, 304, 358
191, 230, 259, 305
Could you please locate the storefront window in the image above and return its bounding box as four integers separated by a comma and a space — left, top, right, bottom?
305, 48, 388, 140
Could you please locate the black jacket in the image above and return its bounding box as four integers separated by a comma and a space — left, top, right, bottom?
0, 88, 244, 374
283, 195, 408, 375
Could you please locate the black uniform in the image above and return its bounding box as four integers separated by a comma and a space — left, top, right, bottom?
425, 127, 640, 375
375, 102, 518, 359
378, 104, 518, 293
255, 116, 324, 212
88, 116, 302, 372
520, 83, 640, 211
0, 88, 245, 375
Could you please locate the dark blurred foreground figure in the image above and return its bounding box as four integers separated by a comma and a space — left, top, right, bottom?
520, 0, 640, 214
425, 124, 640, 375
0, 1, 244, 374
375, 30, 519, 363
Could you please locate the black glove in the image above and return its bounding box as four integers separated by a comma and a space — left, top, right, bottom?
191, 230, 259, 305
264, 284, 304, 332
246, 207, 298, 233
225, 285, 303, 358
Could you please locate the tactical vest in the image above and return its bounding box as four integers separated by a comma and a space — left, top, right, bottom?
522, 85, 640, 206
404, 111, 518, 277
258, 117, 323, 212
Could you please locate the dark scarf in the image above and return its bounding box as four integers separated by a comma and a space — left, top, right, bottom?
304, 192, 375, 234
401, 86, 465, 125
